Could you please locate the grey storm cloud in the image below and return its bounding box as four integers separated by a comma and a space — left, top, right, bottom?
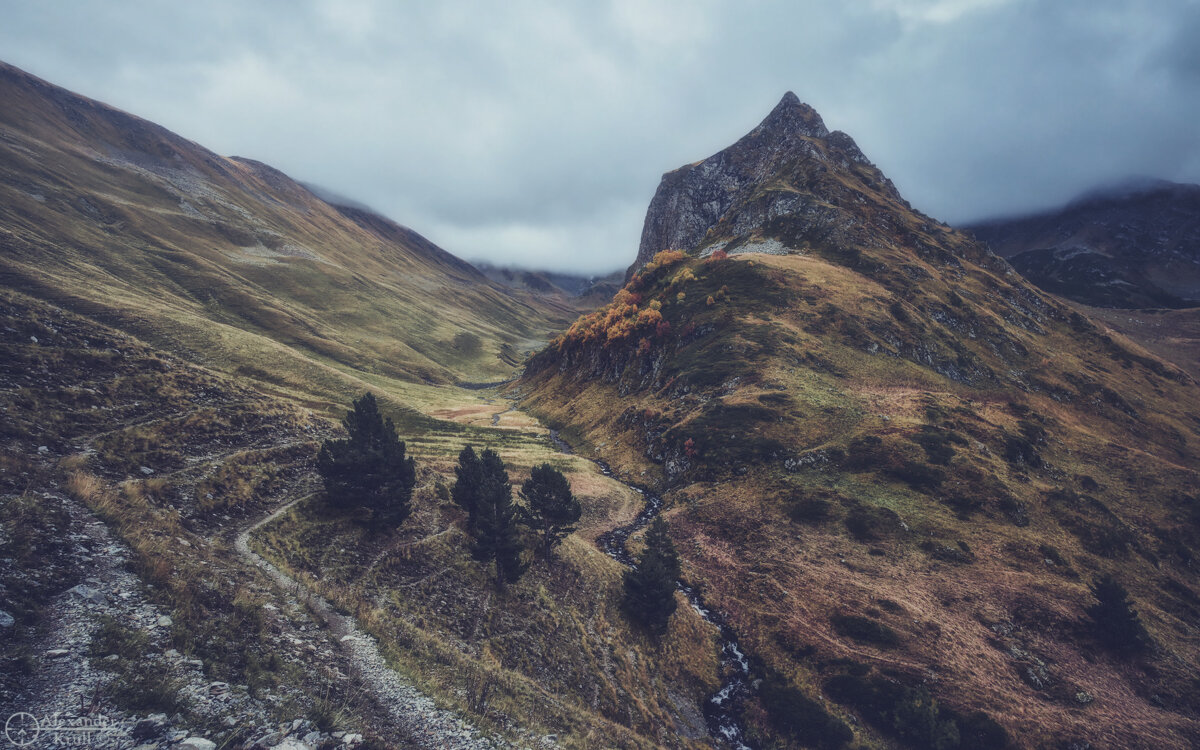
2, 0, 1199, 274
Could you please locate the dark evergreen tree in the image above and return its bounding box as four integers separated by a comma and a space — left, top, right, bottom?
520, 463, 581, 561
316, 392, 416, 524
1087, 574, 1149, 654
451, 444, 483, 523
622, 516, 680, 634
470, 449, 525, 588
760, 671, 852, 750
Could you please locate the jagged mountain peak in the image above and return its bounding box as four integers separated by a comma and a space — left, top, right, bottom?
525, 86, 1200, 750
778, 90, 801, 107
629, 94, 929, 279
751, 91, 829, 140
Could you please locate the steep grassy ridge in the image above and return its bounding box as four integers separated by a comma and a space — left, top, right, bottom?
0, 61, 576, 408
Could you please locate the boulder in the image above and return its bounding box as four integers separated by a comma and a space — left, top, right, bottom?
68, 584, 106, 603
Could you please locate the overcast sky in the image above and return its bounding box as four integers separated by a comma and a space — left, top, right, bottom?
3, 0, 1199, 274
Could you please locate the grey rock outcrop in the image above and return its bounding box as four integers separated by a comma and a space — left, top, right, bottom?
627, 92, 907, 279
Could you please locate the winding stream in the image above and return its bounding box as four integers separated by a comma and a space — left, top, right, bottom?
548, 430, 755, 750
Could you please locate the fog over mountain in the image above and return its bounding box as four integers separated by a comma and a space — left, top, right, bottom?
3, 0, 1199, 273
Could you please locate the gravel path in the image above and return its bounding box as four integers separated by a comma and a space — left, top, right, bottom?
2, 492, 160, 718
0, 489, 276, 748
235, 499, 506, 750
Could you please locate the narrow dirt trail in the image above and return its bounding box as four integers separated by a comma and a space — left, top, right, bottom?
235, 498, 506, 750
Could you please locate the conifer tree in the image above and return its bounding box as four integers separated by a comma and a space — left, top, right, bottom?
470, 449, 525, 588
1087, 574, 1149, 654
622, 516, 680, 634
520, 463, 581, 561
451, 444, 483, 523
316, 392, 415, 525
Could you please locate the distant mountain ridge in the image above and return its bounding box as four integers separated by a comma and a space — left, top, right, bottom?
472, 262, 623, 299
967, 180, 1200, 308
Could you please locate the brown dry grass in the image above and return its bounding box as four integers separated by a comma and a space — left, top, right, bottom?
520, 247, 1200, 747
65, 470, 102, 504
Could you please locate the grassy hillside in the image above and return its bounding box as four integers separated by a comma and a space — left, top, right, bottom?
522, 213, 1200, 746
0, 61, 579, 413
0, 288, 365, 739
0, 282, 727, 748
253, 446, 720, 750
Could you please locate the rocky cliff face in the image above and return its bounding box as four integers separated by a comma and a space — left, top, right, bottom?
629, 92, 918, 278
967, 180, 1200, 308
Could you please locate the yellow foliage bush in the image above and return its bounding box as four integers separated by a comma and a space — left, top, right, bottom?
559, 288, 672, 349
644, 249, 687, 274
671, 268, 697, 286
636, 308, 664, 327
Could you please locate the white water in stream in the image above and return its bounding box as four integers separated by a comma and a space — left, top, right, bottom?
548, 431, 754, 750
